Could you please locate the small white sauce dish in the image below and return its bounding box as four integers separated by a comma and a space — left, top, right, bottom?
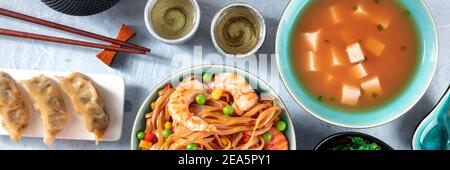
144, 0, 201, 44
211, 3, 266, 58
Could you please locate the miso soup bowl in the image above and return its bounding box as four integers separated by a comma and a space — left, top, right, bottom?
276, 0, 438, 128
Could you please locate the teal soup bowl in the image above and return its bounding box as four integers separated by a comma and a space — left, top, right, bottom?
276, 0, 438, 128
131, 65, 297, 150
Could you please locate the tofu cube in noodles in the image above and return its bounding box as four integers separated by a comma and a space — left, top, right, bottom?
364, 36, 385, 56
341, 84, 361, 106
330, 47, 344, 66
306, 51, 318, 71
329, 6, 341, 24
353, 5, 369, 16
346, 43, 366, 63
349, 63, 368, 79
361, 76, 383, 96
302, 30, 321, 51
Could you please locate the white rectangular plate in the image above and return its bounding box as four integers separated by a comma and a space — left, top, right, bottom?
0, 69, 124, 142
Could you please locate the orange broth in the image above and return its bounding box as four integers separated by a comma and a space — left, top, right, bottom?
290, 0, 419, 111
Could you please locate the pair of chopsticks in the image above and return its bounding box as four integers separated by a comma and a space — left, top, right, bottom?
0, 8, 150, 54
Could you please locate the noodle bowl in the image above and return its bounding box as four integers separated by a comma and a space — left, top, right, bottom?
131, 65, 296, 150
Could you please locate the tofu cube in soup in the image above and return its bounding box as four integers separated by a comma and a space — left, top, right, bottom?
341, 84, 361, 106
346, 43, 366, 63
349, 63, 368, 79
302, 30, 321, 51
364, 36, 385, 56
329, 6, 341, 24
306, 51, 318, 71
361, 77, 383, 97
353, 5, 369, 16
330, 47, 344, 66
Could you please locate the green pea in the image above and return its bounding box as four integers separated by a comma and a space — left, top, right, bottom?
276, 120, 287, 131
195, 94, 206, 105
263, 133, 272, 141
137, 131, 145, 140
202, 73, 213, 83
186, 143, 197, 150
163, 128, 172, 138
223, 105, 233, 116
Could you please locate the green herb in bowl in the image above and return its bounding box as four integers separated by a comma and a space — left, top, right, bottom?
315, 132, 392, 150
332, 137, 380, 150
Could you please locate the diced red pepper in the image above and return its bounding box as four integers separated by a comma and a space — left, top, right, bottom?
241, 133, 251, 143
152, 137, 158, 143
165, 84, 172, 89
144, 133, 154, 142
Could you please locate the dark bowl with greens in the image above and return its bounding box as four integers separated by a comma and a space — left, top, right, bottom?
315, 132, 393, 150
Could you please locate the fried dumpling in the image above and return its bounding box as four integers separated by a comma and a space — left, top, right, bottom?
59, 72, 109, 144
0, 72, 29, 142
23, 75, 68, 145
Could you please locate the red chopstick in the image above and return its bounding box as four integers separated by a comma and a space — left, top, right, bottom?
0, 7, 150, 53
0, 28, 146, 54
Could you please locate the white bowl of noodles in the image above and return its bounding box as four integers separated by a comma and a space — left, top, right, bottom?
131, 65, 296, 150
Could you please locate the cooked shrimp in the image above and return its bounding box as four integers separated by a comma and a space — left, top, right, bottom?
264, 128, 288, 150
210, 73, 258, 112
167, 80, 216, 132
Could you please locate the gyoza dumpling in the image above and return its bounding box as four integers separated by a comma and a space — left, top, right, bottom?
59, 72, 109, 144
23, 75, 68, 145
0, 72, 29, 142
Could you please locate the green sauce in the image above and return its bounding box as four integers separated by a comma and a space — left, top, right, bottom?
150, 0, 195, 40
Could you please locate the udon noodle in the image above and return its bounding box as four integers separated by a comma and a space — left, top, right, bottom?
138, 73, 288, 150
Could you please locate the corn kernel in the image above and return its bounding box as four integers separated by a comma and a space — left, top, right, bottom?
211, 89, 224, 100
220, 138, 228, 146
139, 140, 152, 150
164, 122, 172, 129
151, 101, 156, 110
